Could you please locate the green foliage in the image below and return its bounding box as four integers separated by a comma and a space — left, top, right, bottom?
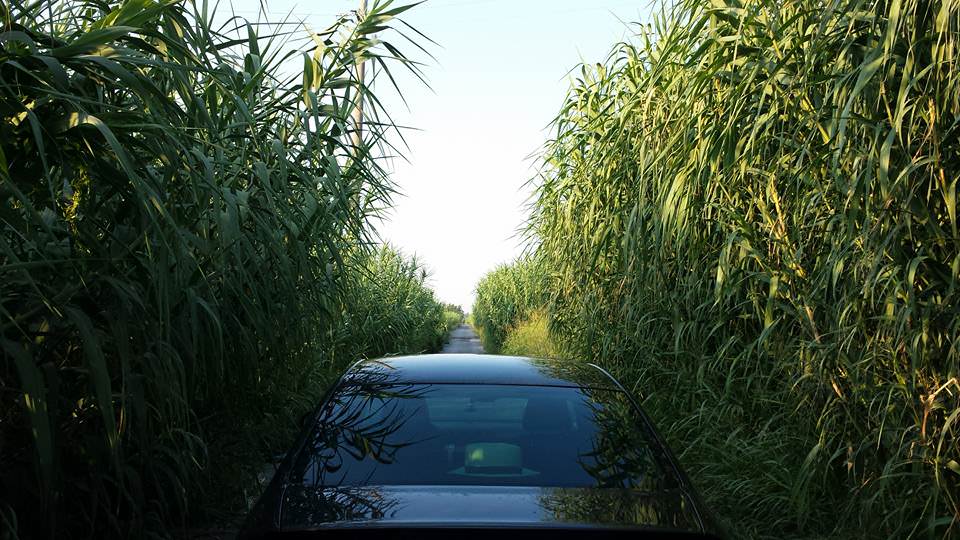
464, 312, 476, 331
440, 302, 465, 337
501, 309, 561, 359
472, 257, 549, 354
442, 303, 465, 317
443, 310, 464, 335
334, 246, 449, 359
528, 0, 960, 537
0, 0, 439, 538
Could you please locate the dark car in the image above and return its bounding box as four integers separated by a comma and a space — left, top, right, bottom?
240, 354, 721, 539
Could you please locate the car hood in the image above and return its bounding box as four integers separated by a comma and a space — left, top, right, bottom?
278, 485, 706, 532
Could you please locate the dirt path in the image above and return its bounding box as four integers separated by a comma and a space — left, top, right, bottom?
440, 324, 484, 353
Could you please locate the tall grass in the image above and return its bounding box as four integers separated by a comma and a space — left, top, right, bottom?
442, 305, 465, 337
472, 257, 548, 353
522, 0, 960, 537
0, 0, 439, 537
442, 303, 466, 341
501, 309, 561, 359
334, 246, 450, 359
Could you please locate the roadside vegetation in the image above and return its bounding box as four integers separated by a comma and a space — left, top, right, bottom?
473, 259, 559, 358
333, 247, 452, 361
0, 1, 443, 538
472, 257, 548, 353
442, 302, 466, 336
500, 309, 560, 359
476, 0, 960, 537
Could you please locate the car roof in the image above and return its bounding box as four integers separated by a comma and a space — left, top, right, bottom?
341, 354, 621, 390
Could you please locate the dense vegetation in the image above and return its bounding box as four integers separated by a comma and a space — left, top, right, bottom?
441, 302, 466, 336
477, 0, 960, 537
500, 308, 560, 359
472, 257, 548, 353
472, 258, 558, 358
334, 247, 453, 360
0, 0, 445, 538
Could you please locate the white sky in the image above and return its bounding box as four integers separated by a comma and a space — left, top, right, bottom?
231, 0, 652, 310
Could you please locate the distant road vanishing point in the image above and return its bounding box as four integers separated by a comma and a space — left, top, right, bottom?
440, 324, 484, 354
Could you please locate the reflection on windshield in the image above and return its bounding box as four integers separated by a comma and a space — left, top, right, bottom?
280, 486, 402, 527
539, 486, 699, 530
577, 390, 666, 490
291, 377, 677, 490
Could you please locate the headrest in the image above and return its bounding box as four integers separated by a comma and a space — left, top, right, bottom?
521, 396, 572, 433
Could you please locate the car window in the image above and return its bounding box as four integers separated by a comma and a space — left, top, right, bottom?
292, 383, 675, 490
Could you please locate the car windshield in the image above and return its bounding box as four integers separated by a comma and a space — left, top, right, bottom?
291, 383, 675, 489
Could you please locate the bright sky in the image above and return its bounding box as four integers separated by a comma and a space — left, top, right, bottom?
232, 0, 651, 310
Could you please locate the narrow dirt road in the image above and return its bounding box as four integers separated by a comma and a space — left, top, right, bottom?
440, 324, 484, 353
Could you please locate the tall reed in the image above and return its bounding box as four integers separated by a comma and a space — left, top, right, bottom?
334, 246, 450, 360
528, 0, 960, 536
0, 0, 435, 537
472, 257, 549, 353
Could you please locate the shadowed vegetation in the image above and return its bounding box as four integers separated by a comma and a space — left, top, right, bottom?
335, 246, 452, 359
0, 0, 443, 537
478, 0, 960, 537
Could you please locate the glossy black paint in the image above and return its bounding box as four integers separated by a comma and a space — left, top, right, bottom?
276, 485, 701, 529
239, 355, 722, 539
340, 354, 619, 388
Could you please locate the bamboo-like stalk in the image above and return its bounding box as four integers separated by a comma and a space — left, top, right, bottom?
480, 0, 960, 537
473, 257, 549, 354
0, 1, 437, 537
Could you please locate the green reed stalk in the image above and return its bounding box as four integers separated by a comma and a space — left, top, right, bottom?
526, 0, 960, 537
1, 1, 439, 537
